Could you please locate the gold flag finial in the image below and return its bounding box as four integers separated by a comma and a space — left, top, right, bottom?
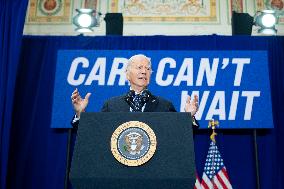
208, 119, 219, 143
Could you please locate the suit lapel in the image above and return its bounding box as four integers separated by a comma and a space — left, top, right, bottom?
119, 95, 131, 112
144, 96, 158, 112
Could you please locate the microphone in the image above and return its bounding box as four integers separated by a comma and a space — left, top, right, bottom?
124, 90, 136, 110
124, 89, 152, 111
140, 89, 151, 104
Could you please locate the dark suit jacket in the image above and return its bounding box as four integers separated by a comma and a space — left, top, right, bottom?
71, 94, 176, 128
101, 94, 176, 112
99, 94, 199, 132
71, 93, 199, 129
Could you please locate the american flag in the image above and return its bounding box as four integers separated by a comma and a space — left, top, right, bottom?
198, 141, 233, 189
194, 171, 202, 189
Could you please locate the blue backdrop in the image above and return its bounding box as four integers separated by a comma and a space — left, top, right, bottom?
6, 35, 284, 189
52, 50, 273, 129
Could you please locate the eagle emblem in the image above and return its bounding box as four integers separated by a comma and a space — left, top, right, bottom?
124, 132, 144, 155
111, 121, 157, 166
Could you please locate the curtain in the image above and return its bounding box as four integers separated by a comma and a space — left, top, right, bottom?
6, 35, 284, 189
0, 1, 28, 188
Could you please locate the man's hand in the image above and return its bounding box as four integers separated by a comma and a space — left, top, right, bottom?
71, 88, 91, 117
184, 95, 199, 116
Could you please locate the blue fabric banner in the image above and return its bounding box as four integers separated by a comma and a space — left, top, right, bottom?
51, 50, 273, 129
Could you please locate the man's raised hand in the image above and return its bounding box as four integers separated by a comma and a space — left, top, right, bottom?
71, 88, 91, 117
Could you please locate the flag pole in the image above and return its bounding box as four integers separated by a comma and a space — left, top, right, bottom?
201, 120, 233, 189
253, 129, 261, 189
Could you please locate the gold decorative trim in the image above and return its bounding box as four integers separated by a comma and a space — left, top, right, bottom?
111, 121, 157, 167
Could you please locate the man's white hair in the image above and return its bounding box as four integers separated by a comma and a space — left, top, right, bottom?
125, 54, 151, 74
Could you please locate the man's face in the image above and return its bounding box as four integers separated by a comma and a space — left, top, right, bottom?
126, 56, 151, 92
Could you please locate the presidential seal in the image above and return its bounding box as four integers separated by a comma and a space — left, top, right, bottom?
111, 121, 157, 166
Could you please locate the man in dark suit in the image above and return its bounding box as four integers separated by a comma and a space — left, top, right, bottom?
71, 54, 199, 127
100, 93, 176, 112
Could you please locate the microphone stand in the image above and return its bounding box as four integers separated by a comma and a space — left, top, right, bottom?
64, 128, 73, 189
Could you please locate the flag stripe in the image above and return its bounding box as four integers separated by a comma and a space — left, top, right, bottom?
201, 173, 213, 189
194, 172, 202, 189
201, 182, 209, 189
219, 168, 233, 189
216, 172, 228, 189
221, 167, 230, 180
195, 180, 202, 189
213, 176, 224, 189
212, 180, 219, 189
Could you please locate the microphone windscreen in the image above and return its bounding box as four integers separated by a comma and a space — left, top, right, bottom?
141, 89, 151, 103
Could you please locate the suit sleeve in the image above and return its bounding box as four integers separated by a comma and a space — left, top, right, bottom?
192, 116, 200, 129
101, 101, 109, 112
70, 114, 79, 129
168, 102, 177, 112
71, 100, 110, 128
167, 100, 199, 129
